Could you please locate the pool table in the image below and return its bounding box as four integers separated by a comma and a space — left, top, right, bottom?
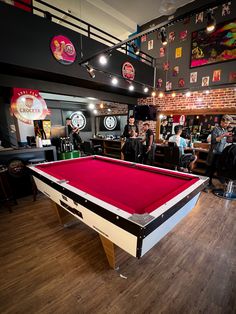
29, 156, 208, 269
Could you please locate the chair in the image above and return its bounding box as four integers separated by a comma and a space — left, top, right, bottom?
0, 165, 17, 212
28, 158, 46, 201
163, 143, 181, 170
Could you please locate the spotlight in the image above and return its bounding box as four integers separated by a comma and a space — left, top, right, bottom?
206, 10, 216, 33
130, 41, 140, 55
93, 109, 98, 114
151, 91, 156, 97
108, 108, 111, 112
129, 84, 134, 91
111, 77, 118, 85
160, 27, 168, 46
88, 103, 95, 110
85, 63, 95, 78
159, 92, 164, 98
100, 103, 104, 109
99, 54, 108, 65
186, 91, 191, 97
204, 90, 210, 94
144, 87, 149, 93
171, 92, 176, 98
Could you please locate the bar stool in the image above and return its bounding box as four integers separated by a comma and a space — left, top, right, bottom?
0, 165, 17, 212
28, 158, 45, 201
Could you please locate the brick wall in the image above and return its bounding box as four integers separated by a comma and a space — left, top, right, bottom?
95, 102, 128, 116
138, 87, 236, 112
137, 87, 236, 139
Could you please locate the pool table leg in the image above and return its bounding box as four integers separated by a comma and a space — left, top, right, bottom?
99, 234, 117, 270
54, 203, 78, 227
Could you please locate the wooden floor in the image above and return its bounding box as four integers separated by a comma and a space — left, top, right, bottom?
0, 186, 235, 314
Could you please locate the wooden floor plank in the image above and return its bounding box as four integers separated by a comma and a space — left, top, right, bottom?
0, 184, 235, 314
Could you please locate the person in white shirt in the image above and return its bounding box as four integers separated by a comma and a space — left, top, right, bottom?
169, 125, 196, 172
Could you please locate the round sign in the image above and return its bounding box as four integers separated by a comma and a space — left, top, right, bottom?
70, 111, 86, 130
11, 90, 48, 124
122, 62, 135, 80
50, 35, 76, 65
104, 116, 117, 130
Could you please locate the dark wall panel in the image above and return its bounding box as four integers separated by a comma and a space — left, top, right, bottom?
140, 0, 236, 91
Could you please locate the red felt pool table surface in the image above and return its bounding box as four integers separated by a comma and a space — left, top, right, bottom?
36, 157, 199, 215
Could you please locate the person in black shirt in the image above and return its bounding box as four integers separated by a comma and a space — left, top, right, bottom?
141, 122, 154, 164
205, 114, 233, 189
66, 117, 82, 149
160, 118, 168, 140
123, 115, 139, 139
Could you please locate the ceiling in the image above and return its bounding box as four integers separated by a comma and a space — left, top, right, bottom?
35, 0, 195, 40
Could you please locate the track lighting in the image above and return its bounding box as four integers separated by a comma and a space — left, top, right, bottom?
88, 103, 95, 109
160, 27, 168, 46
129, 84, 134, 91
186, 91, 191, 97
206, 9, 216, 33
85, 63, 95, 78
99, 54, 108, 65
159, 92, 164, 98
151, 91, 156, 97
171, 92, 176, 98
130, 41, 140, 55
111, 77, 118, 85
144, 87, 149, 93
93, 109, 98, 114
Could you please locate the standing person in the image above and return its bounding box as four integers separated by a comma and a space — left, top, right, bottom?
123, 115, 139, 139
205, 114, 233, 189
65, 117, 82, 149
141, 122, 154, 164
160, 118, 169, 140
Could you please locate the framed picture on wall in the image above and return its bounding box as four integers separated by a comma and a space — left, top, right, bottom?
190, 19, 236, 68
99, 116, 120, 131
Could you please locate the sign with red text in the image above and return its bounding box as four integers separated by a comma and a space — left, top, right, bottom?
122, 62, 135, 80
50, 35, 76, 65
11, 88, 49, 124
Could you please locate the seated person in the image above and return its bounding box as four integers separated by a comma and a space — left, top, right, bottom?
169, 125, 196, 172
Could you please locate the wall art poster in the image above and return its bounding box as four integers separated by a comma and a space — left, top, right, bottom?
141, 35, 147, 42
166, 81, 172, 91
222, 2, 231, 16
195, 12, 204, 23
157, 78, 163, 87
50, 35, 76, 65
190, 19, 236, 68
178, 78, 185, 87
212, 70, 221, 82
179, 30, 187, 41
163, 62, 169, 71
172, 66, 179, 76
229, 71, 236, 82
159, 47, 165, 57
169, 31, 175, 42
202, 76, 210, 86
148, 40, 153, 50
175, 47, 182, 58
190, 72, 198, 83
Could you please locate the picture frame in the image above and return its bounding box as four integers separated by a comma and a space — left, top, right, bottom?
190, 19, 236, 68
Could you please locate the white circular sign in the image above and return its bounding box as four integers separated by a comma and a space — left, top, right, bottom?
104, 116, 117, 130
70, 111, 86, 130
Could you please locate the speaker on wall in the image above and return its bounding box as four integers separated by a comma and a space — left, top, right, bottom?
134, 105, 157, 121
